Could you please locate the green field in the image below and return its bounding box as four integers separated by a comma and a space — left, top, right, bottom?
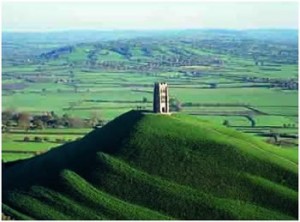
3, 66, 297, 161
2, 129, 91, 161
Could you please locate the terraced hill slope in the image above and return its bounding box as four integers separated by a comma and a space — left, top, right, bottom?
2, 111, 298, 219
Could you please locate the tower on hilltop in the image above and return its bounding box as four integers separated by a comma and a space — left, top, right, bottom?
153, 82, 169, 114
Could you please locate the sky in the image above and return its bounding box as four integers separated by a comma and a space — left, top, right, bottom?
2, 1, 299, 32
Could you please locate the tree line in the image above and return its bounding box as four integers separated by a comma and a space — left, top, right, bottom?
2, 110, 105, 131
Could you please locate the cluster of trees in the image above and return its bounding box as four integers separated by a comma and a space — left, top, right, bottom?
241, 76, 298, 90
274, 81, 298, 90
23, 136, 81, 143
2, 110, 105, 131
282, 123, 296, 128
111, 44, 132, 58
40, 46, 74, 60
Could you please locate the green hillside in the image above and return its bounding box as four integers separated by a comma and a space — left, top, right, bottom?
2, 110, 298, 220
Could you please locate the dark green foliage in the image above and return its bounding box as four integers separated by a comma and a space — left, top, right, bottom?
55, 138, 66, 143
142, 97, 148, 103
23, 136, 30, 142
223, 119, 230, 126
34, 136, 43, 143
2, 111, 298, 219
2, 110, 96, 130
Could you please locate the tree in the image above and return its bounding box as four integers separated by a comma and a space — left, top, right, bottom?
2, 125, 9, 133
23, 136, 30, 142
61, 113, 71, 127
2, 109, 14, 123
209, 83, 217, 89
17, 112, 30, 130
223, 120, 230, 127
142, 97, 148, 103
33, 119, 44, 129
89, 111, 103, 127
34, 136, 43, 143
68, 118, 85, 128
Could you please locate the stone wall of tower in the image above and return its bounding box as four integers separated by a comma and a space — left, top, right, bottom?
153, 82, 169, 113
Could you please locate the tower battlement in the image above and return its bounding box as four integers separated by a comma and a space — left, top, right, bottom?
153, 82, 169, 114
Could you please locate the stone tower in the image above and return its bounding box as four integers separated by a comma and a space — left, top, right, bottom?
153, 82, 169, 113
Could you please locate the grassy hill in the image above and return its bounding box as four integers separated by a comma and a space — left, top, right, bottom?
2, 110, 298, 220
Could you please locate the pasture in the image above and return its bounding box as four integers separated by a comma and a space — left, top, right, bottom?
2, 129, 91, 162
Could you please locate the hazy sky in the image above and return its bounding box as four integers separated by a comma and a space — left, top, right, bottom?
2, 1, 298, 31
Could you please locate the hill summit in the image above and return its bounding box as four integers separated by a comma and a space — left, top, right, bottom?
2, 110, 298, 220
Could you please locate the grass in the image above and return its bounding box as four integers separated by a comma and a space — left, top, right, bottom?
195, 115, 251, 126
2, 111, 298, 219
255, 106, 297, 116
254, 115, 296, 127
171, 87, 297, 107
2, 153, 34, 162
182, 106, 249, 112
2, 129, 91, 162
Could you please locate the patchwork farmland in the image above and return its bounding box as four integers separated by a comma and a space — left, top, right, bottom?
2, 30, 298, 162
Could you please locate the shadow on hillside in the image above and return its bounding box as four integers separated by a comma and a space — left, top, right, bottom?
2, 110, 145, 192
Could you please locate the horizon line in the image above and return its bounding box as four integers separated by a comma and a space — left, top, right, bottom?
2, 27, 298, 33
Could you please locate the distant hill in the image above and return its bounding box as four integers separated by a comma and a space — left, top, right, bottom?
2, 110, 298, 219
2, 29, 297, 66
36, 29, 298, 66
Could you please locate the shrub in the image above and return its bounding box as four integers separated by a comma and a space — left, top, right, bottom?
34, 136, 43, 143
55, 138, 66, 143
223, 120, 230, 127
23, 136, 30, 142
142, 97, 148, 103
